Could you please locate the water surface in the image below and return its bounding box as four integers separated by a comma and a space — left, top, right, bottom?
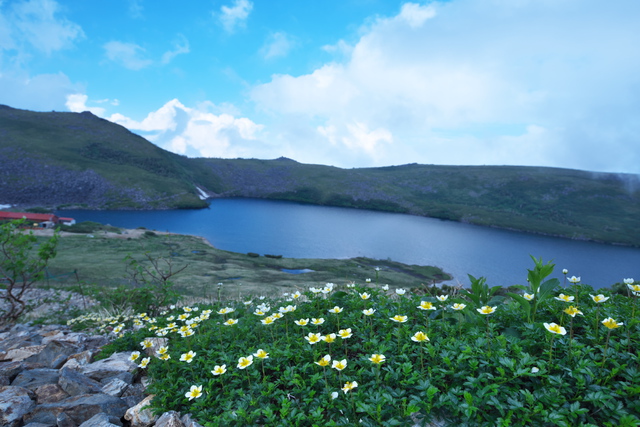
59, 198, 640, 288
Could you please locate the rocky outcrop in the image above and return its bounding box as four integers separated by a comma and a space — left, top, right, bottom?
0, 323, 203, 427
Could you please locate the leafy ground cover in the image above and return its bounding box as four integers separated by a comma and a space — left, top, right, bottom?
76, 258, 640, 426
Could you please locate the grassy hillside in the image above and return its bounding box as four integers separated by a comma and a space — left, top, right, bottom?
197, 158, 640, 246
0, 105, 206, 209
1, 105, 639, 246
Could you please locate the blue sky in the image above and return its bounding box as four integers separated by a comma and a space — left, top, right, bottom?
1, 0, 640, 174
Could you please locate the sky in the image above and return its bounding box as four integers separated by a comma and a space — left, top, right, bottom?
1, 0, 640, 174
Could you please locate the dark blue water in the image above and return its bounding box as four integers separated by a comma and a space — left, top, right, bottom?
58, 198, 640, 289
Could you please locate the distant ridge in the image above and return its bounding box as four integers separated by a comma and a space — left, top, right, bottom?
1, 105, 639, 246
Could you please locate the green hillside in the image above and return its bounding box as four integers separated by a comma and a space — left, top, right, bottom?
0, 105, 207, 209
1, 105, 639, 246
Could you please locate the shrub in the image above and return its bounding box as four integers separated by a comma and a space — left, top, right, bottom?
0, 219, 59, 325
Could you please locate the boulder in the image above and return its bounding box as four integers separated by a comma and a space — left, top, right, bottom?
59, 367, 103, 396
26, 340, 80, 369
101, 378, 129, 397
34, 383, 69, 404
24, 393, 129, 426
181, 413, 204, 427
80, 353, 137, 381
4, 345, 46, 362
0, 385, 36, 427
11, 368, 60, 390
124, 395, 157, 427
79, 412, 123, 427
155, 411, 184, 427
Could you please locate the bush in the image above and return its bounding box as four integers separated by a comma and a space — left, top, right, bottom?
0, 219, 59, 325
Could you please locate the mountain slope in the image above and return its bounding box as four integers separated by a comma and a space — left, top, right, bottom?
1, 105, 639, 246
0, 105, 207, 209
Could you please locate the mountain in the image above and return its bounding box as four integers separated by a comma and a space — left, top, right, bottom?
1, 105, 639, 246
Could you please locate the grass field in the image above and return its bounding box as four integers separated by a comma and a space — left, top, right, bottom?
41, 228, 451, 303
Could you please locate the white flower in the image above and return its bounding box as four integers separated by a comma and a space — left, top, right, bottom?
331, 391, 339, 400
381, 284, 389, 291
623, 278, 635, 285
562, 269, 568, 275
531, 367, 540, 373
568, 276, 581, 284
396, 288, 406, 295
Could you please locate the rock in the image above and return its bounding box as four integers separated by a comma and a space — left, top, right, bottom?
101, 378, 129, 397
4, 345, 46, 362
66, 350, 95, 367
27, 340, 80, 369
79, 412, 123, 427
155, 411, 184, 427
11, 368, 60, 390
59, 367, 103, 396
0, 385, 36, 426
181, 413, 204, 427
0, 330, 43, 352
56, 411, 77, 427
35, 384, 70, 404
124, 395, 157, 427
0, 361, 46, 382
23, 423, 56, 427
80, 353, 137, 382
24, 393, 129, 426
99, 372, 133, 386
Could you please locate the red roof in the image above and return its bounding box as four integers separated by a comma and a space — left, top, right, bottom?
0, 212, 59, 222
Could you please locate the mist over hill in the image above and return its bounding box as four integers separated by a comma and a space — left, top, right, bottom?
1, 105, 639, 246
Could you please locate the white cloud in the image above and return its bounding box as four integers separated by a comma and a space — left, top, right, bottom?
260, 32, 294, 60
9, 0, 84, 55
397, 2, 436, 28
103, 41, 152, 70
65, 93, 106, 116
250, 0, 640, 173
161, 34, 190, 64
218, 0, 253, 33
108, 99, 265, 159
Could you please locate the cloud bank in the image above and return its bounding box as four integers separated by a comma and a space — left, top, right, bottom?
249, 0, 640, 172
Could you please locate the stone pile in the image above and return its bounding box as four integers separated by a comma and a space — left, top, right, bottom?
0, 323, 203, 427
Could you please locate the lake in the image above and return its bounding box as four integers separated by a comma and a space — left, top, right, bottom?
58, 198, 640, 289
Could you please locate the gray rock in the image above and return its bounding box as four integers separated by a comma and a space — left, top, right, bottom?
27, 340, 80, 369
79, 412, 123, 427
101, 378, 129, 397
11, 368, 60, 390
180, 413, 204, 427
59, 368, 103, 396
0, 361, 46, 382
35, 383, 70, 404
80, 353, 137, 382
155, 411, 184, 427
56, 411, 77, 427
0, 331, 43, 352
0, 385, 36, 426
23, 423, 56, 427
124, 395, 157, 427
24, 393, 129, 426
99, 372, 133, 386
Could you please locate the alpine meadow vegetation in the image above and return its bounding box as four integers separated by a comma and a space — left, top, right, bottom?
72, 256, 640, 427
